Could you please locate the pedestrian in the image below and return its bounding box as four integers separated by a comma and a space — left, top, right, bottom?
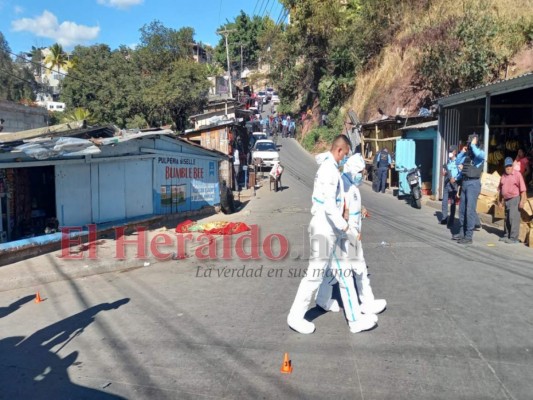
287, 135, 355, 334
440, 145, 459, 226
315, 153, 386, 331
453, 133, 485, 244
281, 117, 288, 138
232, 146, 240, 191
374, 147, 392, 193
498, 157, 527, 243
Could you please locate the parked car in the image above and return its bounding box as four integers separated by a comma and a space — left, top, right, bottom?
252, 132, 268, 141
248, 106, 260, 115
271, 92, 280, 105
252, 139, 280, 167
257, 91, 267, 102
266, 87, 274, 100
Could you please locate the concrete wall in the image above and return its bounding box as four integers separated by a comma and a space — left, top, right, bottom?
0, 100, 48, 132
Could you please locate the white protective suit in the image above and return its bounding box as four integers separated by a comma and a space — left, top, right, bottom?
287, 152, 377, 334
316, 153, 387, 316
287, 151, 347, 333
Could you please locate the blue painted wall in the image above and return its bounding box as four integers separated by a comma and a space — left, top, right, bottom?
403, 128, 438, 195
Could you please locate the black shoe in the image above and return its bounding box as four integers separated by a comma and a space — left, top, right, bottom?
474, 224, 481, 231
452, 234, 463, 240
440, 218, 448, 225
458, 238, 473, 244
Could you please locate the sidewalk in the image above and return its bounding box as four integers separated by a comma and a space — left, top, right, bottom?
0, 183, 270, 292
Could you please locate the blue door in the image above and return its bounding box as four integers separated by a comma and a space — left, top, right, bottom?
395, 139, 416, 196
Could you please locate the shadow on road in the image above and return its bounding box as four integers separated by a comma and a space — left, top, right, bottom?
0, 299, 129, 399
0, 295, 35, 319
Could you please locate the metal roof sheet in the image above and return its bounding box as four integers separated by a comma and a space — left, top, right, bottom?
437, 73, 533, 107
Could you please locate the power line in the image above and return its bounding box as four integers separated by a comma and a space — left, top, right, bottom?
2, 46, 105, 89
260, 0, 271, 17
0, 66, 47, 91
252, 0, 261, 15
256, 0, 266, 16
267, 0, 276, 17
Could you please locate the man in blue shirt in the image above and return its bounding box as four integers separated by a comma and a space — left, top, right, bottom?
453, 134, 485, 244
374, 147, 392, 193
440, 145, 459, 226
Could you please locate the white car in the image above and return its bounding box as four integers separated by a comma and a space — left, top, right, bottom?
252, 139, 279, 167
271, 94, 280, 105
252, 132, 268, 141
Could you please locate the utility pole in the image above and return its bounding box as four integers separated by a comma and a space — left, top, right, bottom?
217, 29, 236, 99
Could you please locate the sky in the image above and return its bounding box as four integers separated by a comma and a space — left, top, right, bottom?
0, 0, 286, 54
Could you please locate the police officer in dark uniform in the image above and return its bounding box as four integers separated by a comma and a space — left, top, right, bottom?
375, 147, 392, 193
441, 145, 459, 226
453, 134, 485, 244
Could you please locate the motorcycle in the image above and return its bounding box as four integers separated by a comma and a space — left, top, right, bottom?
405, 167, 422, 209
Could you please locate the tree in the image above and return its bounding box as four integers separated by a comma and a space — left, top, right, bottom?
0, 32, 37, 102
44, 43, 68, 75
145, 59, 210, 131
214, 11, 271, 73
61, 107, 95, 124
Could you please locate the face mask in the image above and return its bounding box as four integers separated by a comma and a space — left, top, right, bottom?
339, 156, 349, 167
353, 173, 363, 186
448, 152, 454, 159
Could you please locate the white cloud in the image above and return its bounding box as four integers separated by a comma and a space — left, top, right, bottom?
97, 0, 143, 9
11, 10, 100, 47
14, 5, 24, 14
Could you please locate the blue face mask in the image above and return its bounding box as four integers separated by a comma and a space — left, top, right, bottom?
353, 173, 363, 186
339, 156, 349, 167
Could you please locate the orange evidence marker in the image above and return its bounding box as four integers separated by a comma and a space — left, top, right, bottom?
35, 292, 43, 303
280, 352, 293, 374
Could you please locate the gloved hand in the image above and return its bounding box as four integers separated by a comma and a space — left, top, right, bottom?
346, 227, 361, 246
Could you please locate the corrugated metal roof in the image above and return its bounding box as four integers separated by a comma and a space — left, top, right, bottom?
399, 120, 438, 130
0, 128, 228, 161
437, 73, 533, 107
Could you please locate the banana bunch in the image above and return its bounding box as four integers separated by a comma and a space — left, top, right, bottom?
490, 136, 497, 146
505, 140, 520, 151
488, 150, 504, 165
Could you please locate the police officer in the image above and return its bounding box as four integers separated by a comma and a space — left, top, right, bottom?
453, 134, 485, 244
374, 147, 392, 193
440, 145, 459, 226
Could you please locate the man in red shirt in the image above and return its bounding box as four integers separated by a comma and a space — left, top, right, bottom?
498, 157, 527, 243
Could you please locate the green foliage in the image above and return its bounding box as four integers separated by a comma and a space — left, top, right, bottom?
60, 22, 209, 129
0, 33, 37, 102
44, 43, 68, 74
214, 11, 272, 72
47, 111, 63, 126
61, 107, 96, 124
125, 115, 148, 129
418, 9, 504, 98
301, 129, 320, 151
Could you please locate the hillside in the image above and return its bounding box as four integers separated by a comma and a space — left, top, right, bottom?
350, 0, 533, 122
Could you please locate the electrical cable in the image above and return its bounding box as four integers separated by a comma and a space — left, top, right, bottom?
1, 46, 104, 89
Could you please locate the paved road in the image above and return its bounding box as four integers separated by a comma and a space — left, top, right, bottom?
1, 136, 532, 399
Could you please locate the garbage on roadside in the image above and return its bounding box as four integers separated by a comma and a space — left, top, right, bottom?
175, 220, 251, 235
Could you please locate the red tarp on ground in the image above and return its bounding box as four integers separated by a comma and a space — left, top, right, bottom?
175, 220, 251, 235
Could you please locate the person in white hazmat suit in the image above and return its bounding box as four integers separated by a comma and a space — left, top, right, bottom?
316, 153, 387, 318
287, 136, 376, 334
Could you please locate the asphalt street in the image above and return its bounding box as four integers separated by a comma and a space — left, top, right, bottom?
1, 131, 533, 398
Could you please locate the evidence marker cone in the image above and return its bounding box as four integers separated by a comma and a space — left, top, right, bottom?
280, 352, 293, 374
35, 292, 42, 303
